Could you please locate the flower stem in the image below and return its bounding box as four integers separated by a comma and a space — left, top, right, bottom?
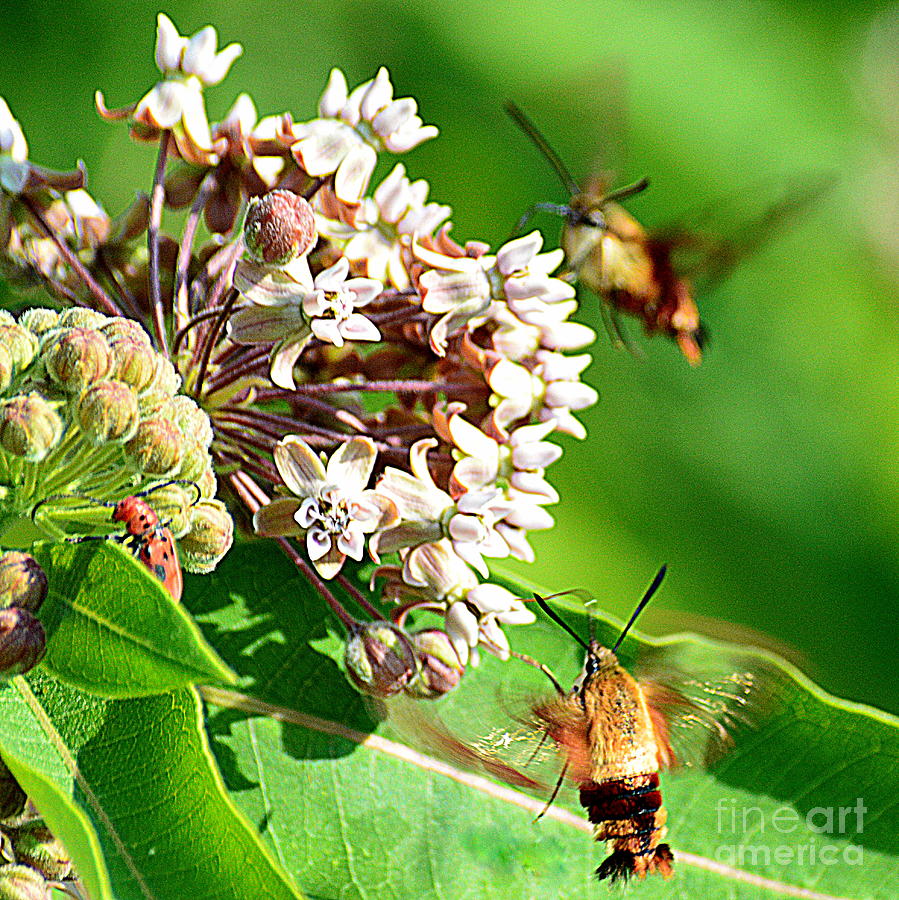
195, 288, 239, 398
148, 130, 172, 355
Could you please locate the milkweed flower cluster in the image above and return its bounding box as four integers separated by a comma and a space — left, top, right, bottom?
0, 11, 602, 698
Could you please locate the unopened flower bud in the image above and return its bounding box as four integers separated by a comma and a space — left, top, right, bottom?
0, 864, 49, 900
7, 821, 71, 881
43, 327, 113, 392
404, 628, 465, 699
100, 317, 152, 345
76, 379, 140, 444
171, 396, 213, 448
0, 325, 37, 372
138, 358, 181, 414
57, 308, 108, 330
0, 553, 47, 613
0, 394, 62, 462
196, 468, 217, 499
179, 499, 233, 573
344, 621, 417, 698
0, 608, 45, 677
0, 760, 25, 823
109, 336, 157, 392
0, 345, 11, 394
176, 438, 212, 483
16, 308, 58, 337
242, 189, 316, 265
125, 418, 183, 475
146, 484, 192, 537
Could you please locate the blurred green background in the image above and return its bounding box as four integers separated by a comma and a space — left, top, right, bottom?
2, 0, 898, 714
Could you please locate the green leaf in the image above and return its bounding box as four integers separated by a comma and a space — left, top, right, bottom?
188, 543, 899, 899
0, 673, 304, 900
31, 540, 235, 697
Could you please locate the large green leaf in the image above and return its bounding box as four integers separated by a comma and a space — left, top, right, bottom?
31, 540, 235, 697
188, 542, 899, 899
0, 673, 304, 900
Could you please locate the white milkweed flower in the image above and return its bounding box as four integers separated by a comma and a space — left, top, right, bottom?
289, 68, 439, 206
254, 435, 397, 580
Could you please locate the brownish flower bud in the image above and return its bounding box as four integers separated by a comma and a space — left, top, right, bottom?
0, 608, 45, 677
179, 499, 233, 573
56, 308, 108, 330
0, 325, 37, 372
344, 621, 417, 698
6, 821, 71, 881
109, 336, 157, 392
125, 418, 183, 475
0, 759, 26, 823
0, 394, 63, 462
403, 628, 465, 699
242, 189, 316, 265
15, 309, 57, 337
43, 327, 113, 392
0, 553, 47, 613
0, 345, 11, 394
0, 864, 50, 900
76, 379, 140, 445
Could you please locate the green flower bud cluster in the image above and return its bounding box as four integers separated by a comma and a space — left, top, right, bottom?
0, 802, 74, 899
0, 309, 233, 576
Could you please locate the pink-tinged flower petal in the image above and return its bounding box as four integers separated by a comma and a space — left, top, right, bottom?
538, 407, 587, 440
383, 124, 439, 153
504, 502, 554, 531
179, 86, 216, 152
270, 333, 312, 389
307, 526, 332, 561
312, 542, 346, 580
343, 277, 382, 306
253, 497, 303, 536
445, 601, 479, 647
182, 26, 217, 76
292, 121, 358, 176
408, 439, 440, 488
495, 601, 536, 625
544, 380, 598, 411
353, 491, 398, 531
327, 436, 377, 493
302, 289, 329, 317
495, 523, 535, 562
466, 583, 517, 615
337, 526, 365, 561
448, 514, 485, 544
406, 540, 476, 597
510, 419, 556, 445
487, 358, 533, 399
540, 321, 597, 351
376, 467, 449, 521
296, 497, 318, 528
509, 472, 559, 503
371, 97, 416, 138
512, 440, 562, 470
537, 350, 591, 381
155, 14, 186, 73
496, 231, 542, 276
313, 256, 350, 291
451, 541, 489, 577
319, 68, 348, 118
219, 92, 256, 135
134, 82, 184, 130
360, 67, 393, 120
478, 618, 510, 660
412, 238, 478, 273
374, 163, 408, 220
339, 314, 381, 343
275, 435, 326, 496
233, 259, 311, 304
419, 269, 489, 314
334, 142, 377, 204
504, 273, 576, 303
341, 76, 371, 126
310, 316, 344, 346
478, 528, 513, 559
451, 457, 497, 494
446, 412, 499, 462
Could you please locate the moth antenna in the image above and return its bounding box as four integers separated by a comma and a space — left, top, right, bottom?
504, 100, 581, 197
601, 176, 650, 205
612, 564, 667, 653
532, 593, 590, 651
509, 649, 566, 695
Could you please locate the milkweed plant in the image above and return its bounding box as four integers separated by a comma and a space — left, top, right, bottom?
0, 12, 660, 897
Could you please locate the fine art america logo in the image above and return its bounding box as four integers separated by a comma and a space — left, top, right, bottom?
715, 799, 865, 867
